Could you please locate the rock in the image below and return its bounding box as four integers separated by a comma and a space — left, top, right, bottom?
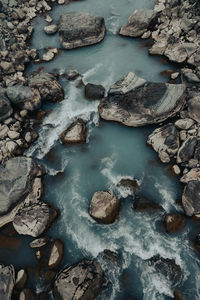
54, 259, 103, 300
175, 118, 195, 130
133, 194, 162, 212
42, 48, 58, 62
174, 289, 185, 300
99, 73, 186, 127
177, 137, 197, 164
5, 140, 18, 154
29, 72, 64, 102
29, 236, 50, 249
19, 289, 37, 300
61, 119, 87, 145
59, 12, 106, 49
172, 165, 181, 175
119, 9, 157, 37
84, 83, 105, 100
182, 180, 200, 216
118, 178, 139, 193
102, 249, 119, 264
89, 191, 121, 224
188, 97, 200, 124
0, 124, 9, 139
44, 24, 58, 34
13, 202, 58, 237
68, 69, 80, 81
164, 214, 186, 233
0, 264, 15, 300
147, 124, 179, 163
48, 239, 64, 269
15, 269, 27, 290
7, 130, 20, 140
0, 91, 13, 122
164, 43, 197, 64
188, 159, 198, 169
0, 61, 15, 74
0, 157, 38, 214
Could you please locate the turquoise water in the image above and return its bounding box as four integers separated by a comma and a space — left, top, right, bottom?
1, 0, 200, 299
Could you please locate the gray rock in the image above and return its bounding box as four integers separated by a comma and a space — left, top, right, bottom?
48, 239, 64, 269
85, 83, 105, 100
29, 236, 50, 249
164, 43, 197, 64
177, 137, 197, 164
182, 180, 200, 216
15, 269, 27, 290
120, 9, 157, 37
59, 12, 106, 49
61, 119, 87, 145
175, 118, 195, 130
89, 191, 121, 224
44, 24, 58, 35
54, 259, 103, 300
0, 157, 38, 214
180, 168, 200, 183
188, 97, 200, 124
99, 72, 186, 127
0, 263, 15, 300
0, 90, 13, 122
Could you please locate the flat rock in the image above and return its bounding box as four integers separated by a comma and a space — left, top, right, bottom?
85, 83, 105, 100
89, 191, 121, 224
48, 238, 64, 269
59, 12, 106, 49
44, 24, 58, 35
0, 90, 13, 122
0, 263, 15, 300
182, 180, 200, 216
61, 119, 87, 145
99, 72, 186, 127
177, 137, 197, 164
29, 236, 50, 249
120, 9, 157, 37
175, 118, 195, 130
164, 213, 186, 233
188, 97, 200, 123
54, 259, 103, 300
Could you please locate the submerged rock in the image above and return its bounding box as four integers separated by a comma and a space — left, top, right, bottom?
99, 72, 186, 127
164, 214, 186, 233
48, 239, 64, 269
133, 194, 162, 212
89, 191, 121, 224
85, 83, 105, 100
0, 263, 15, 300
61, 119, 87, 145
59, 12, 106, 49
182, 180, 200, 216
54, 259, 103, 300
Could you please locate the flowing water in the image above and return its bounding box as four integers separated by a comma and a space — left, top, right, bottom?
2, 0, 200, 299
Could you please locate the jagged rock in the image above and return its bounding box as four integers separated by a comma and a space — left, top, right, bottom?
29, 236, 50, 249
0, 157, 38, 214
44, 24, 58, 34
7, 130, 20, 140
48, 239, 64, 269
99, 73, 186, 127
61, 119, 87, 145
0, 264, 15, 300
175, 118, 195, 130
0, 90, 13, 122
177, 137, 197, 164
164, 214, 186, 233
118, 177, 139, 193
147, 124, 179, 163
164, 43, 197, 64
12, 202, 58, 237
188, 97, 200, 124
133, 194, 162, 212
15, 269, 27, 290
84, 83, 105, 100
120, 9, 157, 37
102, 249, 119, 264
59, 12, 105, 49
19, 289, 37, 300
54, 259, 103, 300
182, 180, 200, 216
89, 191, 121, 224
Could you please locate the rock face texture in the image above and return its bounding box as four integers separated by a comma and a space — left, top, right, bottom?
89, 191, 121, 224
0, 157, 38, 214
177, 137, 197, 163
48, 239, 64, 269
61, 119, 87, 145
59, 12, 106, 49
120, 9, 157, 37
99, 72, 186, 127
182, 180, 200, 216
188, 97, 200, 124
0, 263, 15, 300
0, 90, 13, 122
54, 259, 103, 300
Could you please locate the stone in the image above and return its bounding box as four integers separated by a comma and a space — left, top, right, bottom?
99, 73, 186, 127
188, 97, 200, 124
0, 124, 9, 139
29, 236, 50, 249
59, 12, 106, 49
19, 289, 37, 300
89, 191, 121, 224
44, 24, 58, 34
172, 165, 181, 175
177, 137, 197, 164
0, 91, 13, 122
54, 259, 103, 300
15, 269, 27, 290
61, 119, 87, 145
7, 130, 20, 140
42, 48, 58, 62
133, 194, 162, 212
120, 9, 157, 37
182, 180, 200, 216
188, 159, 198, 169
164, 43, 197, 64
48, 239, 64, 269
164, 214, 186, 233
102, 249, 119, 264
0, 264, 15, 300
84, 83, 105, 100
13, 202, 58, 237
175, 118, 195, 130
118, 177, 139, 193
0, 61, 15, 74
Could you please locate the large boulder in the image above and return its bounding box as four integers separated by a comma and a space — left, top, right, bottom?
182, 180, 200, 216
119, 9, 157, 37
89, 191, 121, 224
61, 119, 87, 145
0, 157, 38, 214
98, 72, 186, 127
0, 264, 15, 300
59, 12, 106, 49
0, 90, 13, 122
54, 259, 103, 300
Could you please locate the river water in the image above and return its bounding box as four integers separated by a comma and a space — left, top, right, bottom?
3, 0, 200, 299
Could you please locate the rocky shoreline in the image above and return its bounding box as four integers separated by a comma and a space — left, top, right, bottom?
1, 0, 200, 299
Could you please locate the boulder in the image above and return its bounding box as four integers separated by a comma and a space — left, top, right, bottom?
119, 9, 157, 37
164, 43, 197, 64
164, 214, 186, 233
98, 73, 186, 127
29, 72, 64, 102
54, 259, 103, 300
48, 239, 64, 269
61, 119, 87, 145
182, 180, 200, 216
89, 191, 121, 224
44, 24, 58, 35
0, 264, 15, 300
19, 289, 37, 300
0, 90, 13, 122
59, 12, 106, 49
174, 118, 195, 130
177, 137, 197, 164
84, 83, 105, 100
15, 269, 27, 290
0, 157, 38, 214
133, 194, 162, 212
13, 202, 58, 237
102, 249, 119, 264
147, 124, 179, 163
188, 97, 200, 123
180, 168, 200, 183
29, 236, 50, 249
118, 177, 139, 193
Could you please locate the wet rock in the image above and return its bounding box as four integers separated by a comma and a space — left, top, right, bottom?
59, 12, 106, 49
0, 91, 13, 122
182, 180, 200, 216
89, 191, 121, 224
119, 177, 139, 193
175, 118, 195, 130
120, 9, 157, 37
177, 137, 197, 164
13, 202, 58, 237
0, 157, 38, 214
0, 263, 15, 300
29, 72, 64, 102
19, 289, 37, 300
44, 24, 58, 35
164, 213, 186, 233
61, 119, 87, 145
54, 259, 103, 300
15, 269, 27, 290
102, 249, 119, 264
174, 289, 185, 300
133, 194, 162, 212
29, 236, 50, 249
171, 165, 181, 175
42, 48, 58, 62
85, 83, 105, 100
147, 124, 179, 163
188, 97, 200, 124
48, 238, 64, 269
99, 73, 186, 127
